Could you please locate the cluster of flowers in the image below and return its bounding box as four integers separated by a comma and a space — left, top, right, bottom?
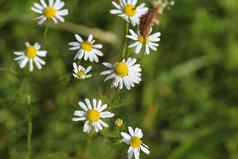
13, 0, 173, 158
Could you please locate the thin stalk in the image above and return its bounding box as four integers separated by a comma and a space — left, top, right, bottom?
26, 95, 32, 159
121, 22, 129, 59
43, 26, 49, 47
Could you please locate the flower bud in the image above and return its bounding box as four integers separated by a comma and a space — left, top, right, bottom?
115, 118, 123, 128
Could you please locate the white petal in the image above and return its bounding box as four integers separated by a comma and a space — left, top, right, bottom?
85, 66, 92, 73
112, 1, 121, 9
93, 98, 97, 109
135, 128, 143, 138
54, 0, 64, 9
33, 3, 44, 10
40, 0, 47, 7
78, 101, 88, 111
72, 116, 86, 121
83, 121, 91, 133
14, 56, 25, 61
19, 58, 28, 68
99, 120, 108, 128
34, 57, 46, 65
97, 104, 107, 112
97, 100, 102, 108
121, 132, 131, 142
85, 98, 92, 109
93, 44, 103, 49
101, 111, 114, 118
49, 0, 54, 7
31, 7, 42, 14
74, 110, 85, 117
141, 144, 150, 154
34, 59, 42, 69
133, 148, 140, 159
75, 34, 83, 42
110, 9, 122, 14
135, 43, 142, 53
128, 147, 134, 159
128, 127, 135, 136
14, 51, 24, 55
57, 9, 68, 16
102, 62, 113, 68
37, 51, 47, 57
88, 34, 93, 42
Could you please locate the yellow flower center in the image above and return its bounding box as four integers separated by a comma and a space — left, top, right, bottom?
124, 4, 136, 16
130, 136, 142, 148
81, 42, 93, 52
115, 63, 129, 77
138, 36, 147, 44
44, 7, 57, 18
87, 110, 100, 123
26, 47, 37, 59
77, 70, 86, 78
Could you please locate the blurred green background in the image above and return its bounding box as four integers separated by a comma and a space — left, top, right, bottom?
1, 0, 238, 158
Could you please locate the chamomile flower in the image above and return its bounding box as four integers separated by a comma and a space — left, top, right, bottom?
100, 58, 142, 90
110, 0, 148, 26
127, 29, 161, 55
31, 0, 69, 25
72, 62, 92, 80
121, 127, 150, 159
14, 42, 47, 72
72, 98, 114, 133
69, 34, 103, 63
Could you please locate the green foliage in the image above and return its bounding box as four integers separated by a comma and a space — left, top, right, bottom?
0, 0, 238, 159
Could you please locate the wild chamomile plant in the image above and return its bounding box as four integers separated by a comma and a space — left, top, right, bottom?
121, 127, 150, 159
12, 0, 173, 159
127, 29, 161, 55
13, 41, 48, 159
31, 0, 69, 25
69, 0, 174, 159
72, 98, 115, 133
110, 0, 148, 26
101, 58, 142, 90
72, 62, 92, 80
13, 1, 69, 159
14, 42, 47, 72
68, 34, 104, 62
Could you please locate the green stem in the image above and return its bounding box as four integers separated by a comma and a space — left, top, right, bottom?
121, 22, 129, 59
26, 95, 32, 159
43, 26, 49, 47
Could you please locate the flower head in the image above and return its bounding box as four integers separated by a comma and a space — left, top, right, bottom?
121, 127, 150, 159
101, 58, 142, 90
14, 42, 47, 72
31, 0, 69, 25
72, 62, 92, 80
69, 34, 103, 63
72, 98, 114, 133
127, 29, 161, 55
110, 0, 148, 26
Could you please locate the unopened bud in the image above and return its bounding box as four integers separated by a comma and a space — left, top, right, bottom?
115, 118, 123, 128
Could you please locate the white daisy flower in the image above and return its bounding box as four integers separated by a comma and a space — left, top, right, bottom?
72, 62, 92, 80
14, 42, 47, 72
69, 34, 103, 63
127, 29, 161, 55
100, 58, 142, 90
72, 98, 114, 133
110, 0, 148, 26
121, 127, 150, 159
31, 0, 69, 25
